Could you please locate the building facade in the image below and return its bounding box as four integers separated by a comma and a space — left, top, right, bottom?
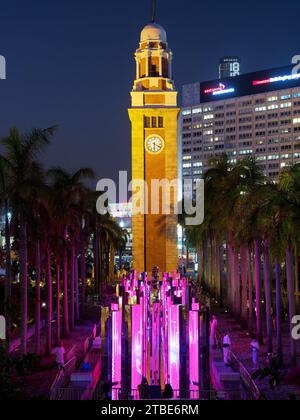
128, 22, 179, 274
181, 65, 300, 189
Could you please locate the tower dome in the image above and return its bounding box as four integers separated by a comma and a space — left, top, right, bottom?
140, 23, 167, 43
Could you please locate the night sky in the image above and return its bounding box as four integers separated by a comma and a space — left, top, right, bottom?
0, 0, 299, 184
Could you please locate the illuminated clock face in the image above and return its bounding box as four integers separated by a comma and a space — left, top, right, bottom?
145, 136, 165, 154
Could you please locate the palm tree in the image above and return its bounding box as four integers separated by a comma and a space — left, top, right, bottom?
1, 127, 55, 354
47, 167, 95, 336
0, 157, 12, 346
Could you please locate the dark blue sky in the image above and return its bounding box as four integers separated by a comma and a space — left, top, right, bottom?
0, 0, 299, 183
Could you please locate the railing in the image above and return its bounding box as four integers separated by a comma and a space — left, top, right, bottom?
65, 345, 76, 363
216, 332, 260, 400
50, 325, 100, 400
50, 357, 77, 400
83, 324, 97, 355
51, 387, 230, 401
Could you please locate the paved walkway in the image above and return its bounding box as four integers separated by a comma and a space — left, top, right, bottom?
212, 305, 300, 400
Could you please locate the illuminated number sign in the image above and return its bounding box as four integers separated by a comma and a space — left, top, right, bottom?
253, 72, 300, 86
204, 83, 235, 96
230, 61, 240, 77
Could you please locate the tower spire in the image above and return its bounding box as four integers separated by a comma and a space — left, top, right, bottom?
151, 0, 157, 23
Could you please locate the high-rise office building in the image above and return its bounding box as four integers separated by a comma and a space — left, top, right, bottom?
219, 56, 241, 79
181, 65, 300, 191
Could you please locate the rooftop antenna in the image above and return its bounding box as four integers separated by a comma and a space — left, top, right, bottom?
151, 0, 157, 23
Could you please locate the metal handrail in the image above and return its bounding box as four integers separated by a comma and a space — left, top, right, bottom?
50, 387, 229, 401
216, 332, 260, 400
50, 357, 77, 400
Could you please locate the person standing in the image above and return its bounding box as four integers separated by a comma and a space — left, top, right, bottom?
138, 377, 150, 400
251, 340, 260, 369
223, 332, 231, 366
52, 341, 66, 372
210, 315, 218, 348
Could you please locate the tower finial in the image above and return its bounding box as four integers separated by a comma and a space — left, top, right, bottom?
151, 0, 157, 23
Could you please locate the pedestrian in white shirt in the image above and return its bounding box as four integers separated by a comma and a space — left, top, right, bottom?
223, 333, 231, 366
52, 341, 66, 372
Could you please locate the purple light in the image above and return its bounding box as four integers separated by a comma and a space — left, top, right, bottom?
189, 310, 199, 398
131, 305, 143, 395
168, 305, 180, 393
112, 309, 122, 400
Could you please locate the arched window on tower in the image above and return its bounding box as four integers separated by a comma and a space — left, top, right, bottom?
150, 57, 159, 77
162, 58, 169, 78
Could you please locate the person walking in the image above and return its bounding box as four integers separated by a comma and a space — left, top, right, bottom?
223, 332, 231, 366
52, 341, 66, 372
251, 340, 260, 370
210, 315, 218, 348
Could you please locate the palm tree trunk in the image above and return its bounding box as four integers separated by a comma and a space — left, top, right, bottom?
254, 239, 263, 344
69, 241, 75, 331
95, 229, 100, 297
35, 239, 41, 355
62, 242, 69, 337
247, 244, 254, 335
226, 240, 232, 309
75, 253, 80, 322
286, 244, 297, 367
55, 261, 61, 345
4, 204, 12, 345
80, 229, 86, 306
219, 244, 224, 306
109, 244, 115, 283
46, 246, 52, 354
240, 244, 248, 329
215, 242, 221, 301
294, 248, 299, 310
274, 257, 283, 366
202, 239, 207, 289
263, 241, 272, 354
20, 220, 28, 355
233, 247, 240, 321
197, 243, 203, 288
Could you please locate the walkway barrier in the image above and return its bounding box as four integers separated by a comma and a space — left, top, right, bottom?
50, 357, 77, 400
83, 324, 98, 354
50, 324, 99, 400
51, 387, 230, 401
216, 332, 260, 400
65, 345, 76, 363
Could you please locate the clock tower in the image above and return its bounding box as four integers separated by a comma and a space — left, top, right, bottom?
128, 19, 179, 274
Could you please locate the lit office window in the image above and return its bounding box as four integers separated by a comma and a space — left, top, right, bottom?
203, 114, 214, 120
192, 108, 202, 114
280, 102, 292, 108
